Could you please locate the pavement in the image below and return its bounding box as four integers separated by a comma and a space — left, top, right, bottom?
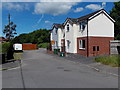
2, 49, 118, 88
64, 53, 119, 77
1, 60, 20, 71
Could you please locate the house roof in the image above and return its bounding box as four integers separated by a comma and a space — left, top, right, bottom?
53, 23, 63, 28
77, 9, 102, 22
51, 9, 115, 29
64, 9, 115, 25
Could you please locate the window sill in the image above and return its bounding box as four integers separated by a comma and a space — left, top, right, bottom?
79, 48, 85, 50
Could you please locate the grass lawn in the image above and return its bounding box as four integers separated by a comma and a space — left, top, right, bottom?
95, 55, 120, 67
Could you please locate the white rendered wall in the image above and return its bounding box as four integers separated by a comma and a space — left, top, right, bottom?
51, 27, 63, 51
88, 13, 114, 37
65, 22, 76, 53
58, 28, 63, 51
51, 27, 58, 50
73, 24, 78, 53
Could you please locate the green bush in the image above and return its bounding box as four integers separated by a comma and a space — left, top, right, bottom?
95, 55, 120, 67
37, 43, 50, 48
2, 42, 14, 60
2, 42, 11, 53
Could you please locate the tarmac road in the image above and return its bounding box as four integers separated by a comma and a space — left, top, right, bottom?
2, 49, 118, 88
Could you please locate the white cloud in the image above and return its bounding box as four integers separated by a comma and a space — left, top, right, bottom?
1, 0, 82, 2
3, 3, 30, 11
74, 7, 83, 13
34, 2, 77, 16
45, 20, 51, 24
85, 4, 102, 10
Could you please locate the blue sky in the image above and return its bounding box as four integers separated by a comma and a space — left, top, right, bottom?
2, 2, 114, 37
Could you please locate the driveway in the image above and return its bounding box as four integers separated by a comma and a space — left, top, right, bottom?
2, 49, 118, 88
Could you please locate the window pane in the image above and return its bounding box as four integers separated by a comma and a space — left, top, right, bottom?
82, 40, 85, 48
97, 46, 99, 51
93, 46, 96, 51
79, 40, 82, 48
67, 24, 69, 31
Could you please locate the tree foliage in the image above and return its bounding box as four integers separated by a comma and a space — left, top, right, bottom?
3, 14, 17, 41
110, 1, 120, 40
12, 29, 50, 44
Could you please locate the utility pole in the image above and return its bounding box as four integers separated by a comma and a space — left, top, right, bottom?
8, 13, 11, 41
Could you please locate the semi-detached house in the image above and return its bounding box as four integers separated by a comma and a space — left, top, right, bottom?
50, 9, 115, 57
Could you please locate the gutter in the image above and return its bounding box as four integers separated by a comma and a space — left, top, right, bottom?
87, 19, 89, 57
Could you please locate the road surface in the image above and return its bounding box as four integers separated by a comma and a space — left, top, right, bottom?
2, 49, 118, 88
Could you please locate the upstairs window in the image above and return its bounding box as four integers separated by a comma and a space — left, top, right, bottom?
79, 22, 86, 31
55, 28, 58, 34
67, 24, 69, 32
79, 40, 85, 49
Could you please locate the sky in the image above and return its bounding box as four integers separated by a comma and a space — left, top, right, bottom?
1, 2, 115, 37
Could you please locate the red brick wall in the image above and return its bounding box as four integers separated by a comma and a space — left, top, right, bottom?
22, 44, 37, 50
77, 37, 114, 57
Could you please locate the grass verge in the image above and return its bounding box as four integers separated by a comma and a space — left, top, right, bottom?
95, 55, 120, 67
13, 53, 23, 60
37, 43, 49, 48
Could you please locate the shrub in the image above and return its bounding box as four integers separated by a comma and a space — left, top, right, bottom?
95, 55, 120, 67
2, 42, 11, 53
2, 42, 14, 60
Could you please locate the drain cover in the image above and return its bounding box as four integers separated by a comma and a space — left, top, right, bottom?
64, 69, 71, 72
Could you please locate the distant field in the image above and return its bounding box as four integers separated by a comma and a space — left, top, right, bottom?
95, 55, 120, 67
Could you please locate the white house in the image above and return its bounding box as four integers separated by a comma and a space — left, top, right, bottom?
50, 23, 64, 51
50, 9, 115, 57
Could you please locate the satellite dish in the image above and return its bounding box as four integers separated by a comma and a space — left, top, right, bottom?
102, 2, 106, 9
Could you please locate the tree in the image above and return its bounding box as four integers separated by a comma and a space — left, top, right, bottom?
3, 13, 17, 41
110, 1, 120, 40
12, 29, 50, 44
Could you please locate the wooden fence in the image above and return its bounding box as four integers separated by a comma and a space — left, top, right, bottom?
22, 44, 37, 50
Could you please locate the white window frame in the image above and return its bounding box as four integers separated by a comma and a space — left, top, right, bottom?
79, 40, 85, 49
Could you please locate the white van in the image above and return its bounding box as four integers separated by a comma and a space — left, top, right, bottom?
13, 44, 22, 51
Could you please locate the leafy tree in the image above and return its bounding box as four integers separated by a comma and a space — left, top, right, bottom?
3, 13, 17, 41
110, 1, 120, 40
12, 29, 50, 44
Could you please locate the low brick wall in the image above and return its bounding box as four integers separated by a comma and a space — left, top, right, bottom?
22, 44, 37, 50
110, 40, 120, 54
